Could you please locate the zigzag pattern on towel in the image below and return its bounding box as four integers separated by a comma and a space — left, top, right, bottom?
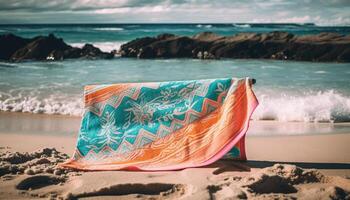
84, 86, 142, 116
74, 78, 238, 160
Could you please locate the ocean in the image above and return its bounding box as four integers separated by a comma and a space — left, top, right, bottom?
0, 23, 350, 123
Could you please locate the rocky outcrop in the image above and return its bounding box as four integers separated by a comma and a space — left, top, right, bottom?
0, 33, 114, 62
120, 31, 350, 62
0, 34, 31, 60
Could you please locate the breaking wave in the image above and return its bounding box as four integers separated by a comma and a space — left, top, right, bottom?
0, 89, 83, 116
232, 24, 251, 28
70, 41, 125, 52
253, 90, 350, 123
0, 96, 83, 116
196, 24, 212, 28
1, 89, 350, 123
93, 27, 124, 31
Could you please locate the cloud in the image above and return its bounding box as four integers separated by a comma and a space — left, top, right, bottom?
0, 0, 349, 25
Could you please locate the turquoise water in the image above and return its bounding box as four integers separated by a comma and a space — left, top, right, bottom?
1, 24, 350, 122
1, 59, 349, 122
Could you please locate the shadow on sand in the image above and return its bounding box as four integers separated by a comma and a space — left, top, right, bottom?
244, 160, 350, 170
205, 159, 350, 175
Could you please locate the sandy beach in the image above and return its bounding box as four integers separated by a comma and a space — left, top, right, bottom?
1, 112, 350, 199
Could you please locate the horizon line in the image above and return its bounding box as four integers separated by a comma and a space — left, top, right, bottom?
0, 22, 317, 25
1, 22, 349, 27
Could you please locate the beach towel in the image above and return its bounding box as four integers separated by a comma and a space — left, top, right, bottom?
62, 77, 258, 171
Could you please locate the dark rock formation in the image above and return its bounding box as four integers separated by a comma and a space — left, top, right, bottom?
120, 31, 350, 62
0, 34, 30, 60
0, 33, 114, 62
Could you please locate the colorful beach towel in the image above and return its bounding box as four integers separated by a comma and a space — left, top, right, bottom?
62, 77, 258, 171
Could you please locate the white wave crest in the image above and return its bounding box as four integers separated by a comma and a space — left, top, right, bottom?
233, 24, 251, 28
70, 41, 125, 52
196, 24, 212, 28
314, 70, 327, 74
93, 27, 124, 31
0, 92, 83, 116
252, 90, 350, 122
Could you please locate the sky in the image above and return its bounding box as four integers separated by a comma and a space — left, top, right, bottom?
0, 0, 349, 25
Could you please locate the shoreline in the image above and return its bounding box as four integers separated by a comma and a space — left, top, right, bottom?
1, 111, 350, 136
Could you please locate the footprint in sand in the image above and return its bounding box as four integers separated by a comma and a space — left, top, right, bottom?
207, 164, 350, 199
16, 175, 64, 190
71, 183, 188, 199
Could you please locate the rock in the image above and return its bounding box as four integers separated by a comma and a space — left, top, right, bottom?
156, 33, 176, 40
79, 44, 114, 59
193, 32, 223, 41
0, 33, 114, 62
0, 33, 30, 60
10, 34, 71, 61
120, 31, 350, 62
127, 36, 197, 59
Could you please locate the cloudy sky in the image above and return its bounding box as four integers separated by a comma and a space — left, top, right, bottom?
0, 0, 349, 25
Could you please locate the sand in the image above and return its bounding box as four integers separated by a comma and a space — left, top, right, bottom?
1, 112, 350, 199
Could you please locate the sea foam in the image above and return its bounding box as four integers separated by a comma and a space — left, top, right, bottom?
0, 92, 83, 116
253, 90, 350, 122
